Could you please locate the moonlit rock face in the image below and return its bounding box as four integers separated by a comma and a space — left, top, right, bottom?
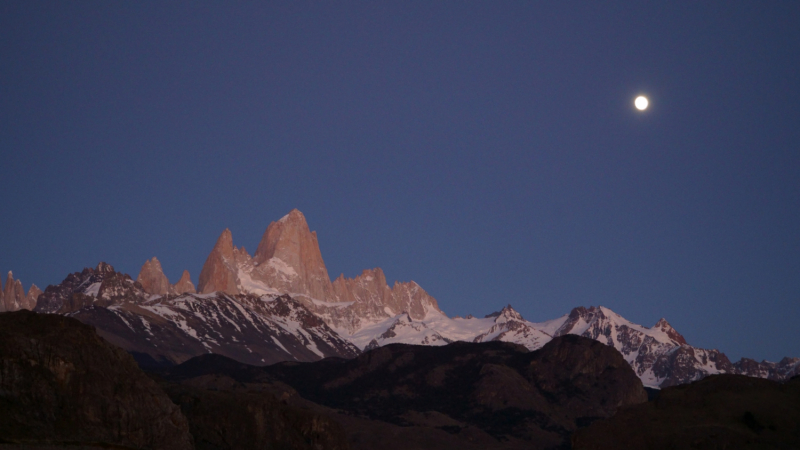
635, 96, 649, 110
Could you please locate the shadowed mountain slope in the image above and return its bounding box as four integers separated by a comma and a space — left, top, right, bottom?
0, 310, 193, 450
164, 335, 648, 450
572, 374, 800, 449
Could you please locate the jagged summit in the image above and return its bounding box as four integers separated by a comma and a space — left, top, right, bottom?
137, 257, 197, 296
278, 208, 303, 223
484, 305, 524, 321
251, 208, 333, 302
173, 270, 196, 294
29, 263, 359, 366
496, 305, 525, 322
214, 228, 235, 257
193, 209, 442, 335
34, 262, 148, 314
96, 261, 115, 274
137, 257, 171, 295
0, 270, 38, 312
654, 317, 687, 345
197, 228, 239, 295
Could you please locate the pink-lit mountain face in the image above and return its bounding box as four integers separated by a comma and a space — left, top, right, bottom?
195, 209, 443, 334
0, 270, 41, 312
23, 209, 799, 387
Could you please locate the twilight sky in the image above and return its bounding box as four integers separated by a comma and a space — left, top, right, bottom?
1, 2, 799, 362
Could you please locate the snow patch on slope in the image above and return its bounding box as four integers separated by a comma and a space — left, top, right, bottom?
83, 283, 101, 297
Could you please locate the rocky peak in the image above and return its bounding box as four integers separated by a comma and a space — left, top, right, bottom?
34, 263, 147, 314
197, 229, 239, 295
494, 304, 524, 322
253, 210, 316, 266
137, 257, 172, 295
654, 317, 687, 345
555, 306, 606, 336
232, 245, 252, 266
22, 284, 42, 310
567, 306, 589, 320
486, 304, 523, 320
173, 270, 196, 294
331, 268, 393, 308
191, 210, 442, 336
390, 279, 442, 319
96, 262, 115, 274
214, 229, 235, 259
2, 271, 26, 312
250, 209, 334, 302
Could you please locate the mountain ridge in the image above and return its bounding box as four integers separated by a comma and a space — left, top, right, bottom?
193, 209, 443, 335
14, 208, 798, 389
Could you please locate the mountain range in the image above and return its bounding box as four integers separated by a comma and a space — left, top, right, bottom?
4, 209, 798, 388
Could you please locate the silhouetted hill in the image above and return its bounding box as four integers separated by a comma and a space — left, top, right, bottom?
0, 310, 353, 450
165, 335, 648, 449
572, 374, 800, 449
0, 310, 193, 450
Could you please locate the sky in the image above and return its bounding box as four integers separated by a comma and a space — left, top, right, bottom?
1, 2, 798, 362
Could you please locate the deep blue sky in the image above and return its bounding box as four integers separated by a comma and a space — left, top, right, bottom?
2, 2, 798, 362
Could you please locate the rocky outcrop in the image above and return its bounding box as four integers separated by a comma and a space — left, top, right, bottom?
0, 310, 193, 449
327, 269, 443, 334
173, 270, 196, 294
572, 374, 800, 450
137, 256, 173, 295
23, 283, 41, 310
197, 229, 240, 295
1, 271, 27, 312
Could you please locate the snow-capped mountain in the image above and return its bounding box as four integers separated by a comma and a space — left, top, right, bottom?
21, 209, 799, 388
194, 209, 442, 334
548, 306, 723, 387
344, 303, 799, 388
350, 305, 553, 352
151, 209, 797, 387
33, 263, 359, 366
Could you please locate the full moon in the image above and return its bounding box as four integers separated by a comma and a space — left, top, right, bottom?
635, 96, 649, 111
